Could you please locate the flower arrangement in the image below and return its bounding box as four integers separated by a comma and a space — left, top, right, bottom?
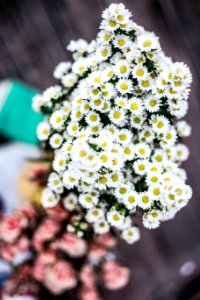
33, 3, 192, 243
0, 2, 192, 300
0, 202, 129, 300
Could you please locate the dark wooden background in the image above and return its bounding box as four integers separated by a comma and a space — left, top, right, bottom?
0, 0, 200, 299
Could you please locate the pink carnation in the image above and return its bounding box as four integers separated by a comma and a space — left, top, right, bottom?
102, 261, 130, 290
32, 219, 61, 250
79, 287, 102, 300
33, 251, 56, 281
95, 233, 117, 249
46, 205, 69, 221
88, 243, 107, 261
43, 260, 77, 294
80, 264, 96, 289
55, 233, 87, 257
0, 214, 27, 243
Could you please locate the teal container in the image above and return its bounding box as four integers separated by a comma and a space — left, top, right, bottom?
0, 80, 43, 144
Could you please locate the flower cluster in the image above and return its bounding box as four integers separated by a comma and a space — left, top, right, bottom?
0, 204, 130, 299
33, 3, 192, 241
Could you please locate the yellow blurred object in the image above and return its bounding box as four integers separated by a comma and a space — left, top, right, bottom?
19, 160, 51, 206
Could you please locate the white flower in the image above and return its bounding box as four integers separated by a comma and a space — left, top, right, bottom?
87, 71, 107, 87
123, 191, 138, 210
72, 58, 88, 74
138, 192, 153, 209
133, 159, 148, 175
132, 63, 148, 79
94, 218, 110, 234
47, 172, 63, 194
109, 108, 126, 125
86, 208, 104, 223
62, 73, 77, 88
50, 110, 65, 130
121, 226, 140, 244
52, 152, 66, 172
63, 193, 78, 211
43, 86, 62, 103
144, 94, 161, 112
32, 94, 44, 112
143, 210, 162, 229
53, 61, 71, 79
96, 45, 112, 61
148, 184, 163, 200
135, 143, 151, 159
114, 60, 130, 78
67, 38, 88, 53
116, 79, 133, 94
176, 120, 191, 137
37, 121, 50, 141
175, 144, 190, 161
113, 34, 130, 49
41, 188, 59, 208
107, 210, 125, 228
117, 129, 133, 146
151, 115, 170, 134
137, 33, 160, 52
129, 97, 144, 115
49, 133, 63, 149
79, 193, 99, 209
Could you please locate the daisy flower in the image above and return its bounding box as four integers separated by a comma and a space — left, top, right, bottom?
50, 110, 65, 130
79, 193, 99, 209
52, 152, 67, 172
87, 70, 107, 87
47, 172, 63, 194
113, 34, 130, 49
138, 192, 153, 209
117, 129, 133, 146
41, 188, 59, 208
123, 191, 139, 210
150, 115, 170, 134
63, 170, 78, 189
148, 184, 163, 200
137, 33, 160, 52
121, 226, 140, 244
96, 44, 112, 61
143, 94, 161, 112
123, 144, 135, 160
174, 144, 190, 162
86, 208, 104, 223
133, 159, 148, 175
67, 121, 80, 136
62, 73, 77, 88
176, 120, 191, 137
135, 143, 151, 159
116, 79, 133, 94
107, 209, 125, 228
86, 111, 101, 126
143, 210, 161, 229
63, 193, 78, 211
129, 97, 144, 115
49, 133, 63, 149
109, 108, 126, 125
53, 61, 71, 79
94, 218, 110, 234
97, 30, 112, 45
37, 121, 51, 141
130, 114, 146, 129
114, 96, 129, 109
114, 60, 130, 78
132, 64, 148, 80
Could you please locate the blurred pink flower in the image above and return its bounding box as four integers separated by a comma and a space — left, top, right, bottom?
46, 205, 69, 221
95, 233, 117, 249
79, 287, 102, 300
33, 251, 56, 281
32, 219, 60, 250
54, 233, 87, 257
43, 260, 77, 294
80, 264, 96, 289
102, 261, 130, 290
0, 214, 27, 243
88, 243, 107, 261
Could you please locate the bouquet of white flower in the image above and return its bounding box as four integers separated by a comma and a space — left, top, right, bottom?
33, 3, 192, 245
